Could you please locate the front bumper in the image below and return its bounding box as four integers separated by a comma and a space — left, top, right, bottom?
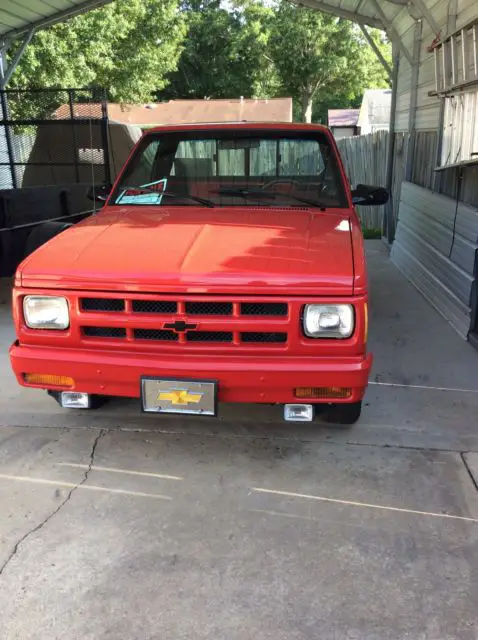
10, 342, 372, 404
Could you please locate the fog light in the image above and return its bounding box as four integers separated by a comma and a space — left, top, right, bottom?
60, 392, 91, 409
284, 404, 314, 422
24, 373, 74, 387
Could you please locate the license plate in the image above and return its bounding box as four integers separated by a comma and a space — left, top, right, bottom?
141, 377, 217, 416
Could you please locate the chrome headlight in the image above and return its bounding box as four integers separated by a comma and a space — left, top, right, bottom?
303, 304, 354, 338
23, 296, 69, 330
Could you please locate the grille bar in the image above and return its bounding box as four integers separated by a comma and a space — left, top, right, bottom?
81, 297, 288, 317
241, 332, 287, 343
240, 303, 288, 316
185, 302, 233, 316
79, 296, 291, 348
186, 331, 233, 342
81, 298, 125, 312
132, 300, 177, 314
83, 327, 126, 338
134, 329, 178, 341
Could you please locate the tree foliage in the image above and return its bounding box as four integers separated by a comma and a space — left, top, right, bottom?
161, 0, 278, 100
269, 3, 390, 122
9, 0, 186, 102
8, 0, 390, 123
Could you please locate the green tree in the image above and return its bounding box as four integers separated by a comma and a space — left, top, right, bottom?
161, 0, 278, 100
9, 0, 187, 106
269, 3, 390, 122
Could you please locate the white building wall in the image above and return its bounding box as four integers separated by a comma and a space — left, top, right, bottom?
331, 126, 356, 139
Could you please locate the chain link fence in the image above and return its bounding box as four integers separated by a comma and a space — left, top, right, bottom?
0, 88, 111, 189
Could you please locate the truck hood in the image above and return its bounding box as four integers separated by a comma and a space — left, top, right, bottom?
19, 206, 355, 295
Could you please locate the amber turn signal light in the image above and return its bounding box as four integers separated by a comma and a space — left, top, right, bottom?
24, 373, 74, 388
294, 386, 352, 399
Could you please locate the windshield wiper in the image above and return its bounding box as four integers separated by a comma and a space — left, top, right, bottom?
267, 192, 327, 210
162, 191, 215, 208
119, 185, 215, 208
211, 187, 327, 209
211, 188, 276, 200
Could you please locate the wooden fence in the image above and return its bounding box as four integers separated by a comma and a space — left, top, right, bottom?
336, 130, 444, 231
336, 131, 390, 230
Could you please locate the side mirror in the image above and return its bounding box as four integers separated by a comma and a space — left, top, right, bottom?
351, 184, 389, 206
87, 183, 111, 204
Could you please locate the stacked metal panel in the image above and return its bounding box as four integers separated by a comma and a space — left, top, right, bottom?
391, 181, 478, 338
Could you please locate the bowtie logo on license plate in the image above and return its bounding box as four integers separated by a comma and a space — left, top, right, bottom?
157, 389, 204, 406
142, 378, 216, 416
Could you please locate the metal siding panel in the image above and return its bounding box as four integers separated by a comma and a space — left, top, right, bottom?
396, 91, 411, 111
394, 223, 473, 304
418, 54, 437, 87
395, 110, 410, 132
401, 181, 478, 242
395, 8, 416, 38
457, 1, 478, 30
395, 45, 413, 132
416, 85, 439, 108
391, 242, 472, 337
397, 200, 477, 273
0, 12, 22, 29
1, 2, 44, 20
415, 103, 441, 128
391, 181, 477, 338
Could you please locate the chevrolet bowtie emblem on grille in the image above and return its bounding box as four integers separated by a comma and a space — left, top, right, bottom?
163, 320, 198, 333
157, 389, 204, 406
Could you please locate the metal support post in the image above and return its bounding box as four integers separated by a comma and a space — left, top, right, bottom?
359, 25, 392, 80
0, 45, 17, 188
384, 43, 400, 243
405, 20, 423, 182
1, 29, 35, 88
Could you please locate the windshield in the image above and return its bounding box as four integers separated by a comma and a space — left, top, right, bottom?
111, 129, 348, 209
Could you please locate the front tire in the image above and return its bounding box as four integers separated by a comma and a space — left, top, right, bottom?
324, 401, 362, 425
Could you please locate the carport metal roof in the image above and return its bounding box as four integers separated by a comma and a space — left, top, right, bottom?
0, 0, 114, 42
298, 0, 441, 65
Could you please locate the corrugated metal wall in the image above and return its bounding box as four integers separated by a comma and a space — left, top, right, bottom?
388, 0, 478, 342
394, 0, 478, 133
391, 181, 478, 337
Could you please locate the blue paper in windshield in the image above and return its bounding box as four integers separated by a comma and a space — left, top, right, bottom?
116, 179, 167, 205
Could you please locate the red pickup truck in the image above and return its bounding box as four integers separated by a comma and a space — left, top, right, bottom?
10, 123, 387, 424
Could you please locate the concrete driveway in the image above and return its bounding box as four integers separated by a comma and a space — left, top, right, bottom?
1, 241, 478, 640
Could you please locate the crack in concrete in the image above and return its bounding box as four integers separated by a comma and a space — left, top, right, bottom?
0, 429, 105, 579
460, 452, 478, 492
2, 421, 478, 455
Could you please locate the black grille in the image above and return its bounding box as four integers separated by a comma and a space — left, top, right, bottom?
185, 302, 233, 316
132, 300, 177, 314
186, 331, 233, 342
133, 329, 178, 341
83, 327, 126, 338
241, 332, 287, 343
240, 303, 288, 316
81, 298, 125, 312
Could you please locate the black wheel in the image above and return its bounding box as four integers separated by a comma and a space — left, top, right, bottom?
324, 401, 362, 425
24, 222, 72, 258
